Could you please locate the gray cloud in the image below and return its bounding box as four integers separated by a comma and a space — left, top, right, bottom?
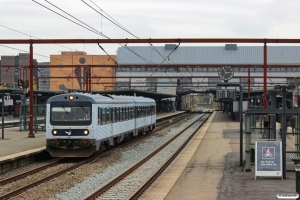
1, 0, 300, 62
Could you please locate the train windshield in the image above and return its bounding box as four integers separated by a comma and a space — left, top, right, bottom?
50, 101, 92, 126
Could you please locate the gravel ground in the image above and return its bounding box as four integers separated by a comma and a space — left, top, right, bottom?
0, 159, 60, 181
99, 120, 204, 199
8, 114, 204, 200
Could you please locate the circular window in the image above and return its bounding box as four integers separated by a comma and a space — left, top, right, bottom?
79, 57, 86, 64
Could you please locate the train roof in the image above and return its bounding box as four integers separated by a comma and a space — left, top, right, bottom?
47, 93, 155, 104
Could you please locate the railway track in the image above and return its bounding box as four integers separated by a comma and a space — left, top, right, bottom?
0, 112, 197, 199
85, 113, 210, 200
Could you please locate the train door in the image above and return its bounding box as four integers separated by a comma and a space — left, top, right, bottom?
152, 105, 156, 124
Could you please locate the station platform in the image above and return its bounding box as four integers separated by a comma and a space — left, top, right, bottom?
142, 111, 297, 200
0, 111, 186, 172
3, 111, 296, 199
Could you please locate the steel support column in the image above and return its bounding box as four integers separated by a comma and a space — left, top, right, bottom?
263, 43, 267, 109
28, 42, 34, 138
248, 67, 251, 99
282, 86, 287, 179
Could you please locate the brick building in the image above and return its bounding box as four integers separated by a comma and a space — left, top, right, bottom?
49, 51, 116, 91
0, 53, 38, 87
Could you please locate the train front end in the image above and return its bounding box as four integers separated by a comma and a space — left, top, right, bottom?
46, 94, 96, 157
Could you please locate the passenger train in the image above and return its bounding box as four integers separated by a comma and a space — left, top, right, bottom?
46, 93, 156, 157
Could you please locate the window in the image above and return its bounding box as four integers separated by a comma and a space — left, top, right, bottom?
98, 107, 101, 125
122, 107, 124, 120
108, 108, 113, 124
101, 108, 106, 125
120, 107, 123, 121
114, 108, 118, 122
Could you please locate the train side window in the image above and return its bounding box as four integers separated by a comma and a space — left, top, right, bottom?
128, 107, 130, 120
126, 107, 129, 120
116, 108, 120, 122
114, 107, 118, 122
122, 107, 125, 121
119, 107, 123, 122
123, 107, 125, 121
130, 107, 133, 119
139, 107, 141, 118
98, 107, 101, 125
101, 108, 106, 125
138, 106, 140, 118
107, 108, 110, 124
113, 107, 115, 123
108, 108, 113, 124
133, 106, 136, 118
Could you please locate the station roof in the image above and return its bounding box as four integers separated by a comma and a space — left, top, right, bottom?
0, 88, 176, 102
117, 45, 300, 65
91, 88, 176, 101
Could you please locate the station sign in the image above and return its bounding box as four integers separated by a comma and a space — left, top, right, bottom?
255, 140, 282, 179
0, 95, 13, 106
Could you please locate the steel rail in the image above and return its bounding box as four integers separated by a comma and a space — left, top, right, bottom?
84, 113, 208, 200
0, 112, 188, 199
129, 114, 211, 199
0, 159, 64, 186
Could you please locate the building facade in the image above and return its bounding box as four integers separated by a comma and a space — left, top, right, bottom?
0, 53, 38, 87
49, 51, 116, 91
115, 44, 300, 92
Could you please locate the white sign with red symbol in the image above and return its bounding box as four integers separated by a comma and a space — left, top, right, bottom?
262, 147, 275, 159
255, 140, 282, 179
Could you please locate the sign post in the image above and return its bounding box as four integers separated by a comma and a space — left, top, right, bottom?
255, 140, 282, 179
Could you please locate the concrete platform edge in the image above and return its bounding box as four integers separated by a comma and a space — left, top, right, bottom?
141, 112, 216, 199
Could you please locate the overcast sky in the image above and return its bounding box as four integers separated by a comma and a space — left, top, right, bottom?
1, 0, 300, 62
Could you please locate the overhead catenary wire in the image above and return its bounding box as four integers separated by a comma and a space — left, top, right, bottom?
97, 43, 124, 72
34, 0, 189, 90
144, 43, 180, 82
0, 24, 75, 51
82, 0, 172, 64
36, 0, 155, 66
0, 44, 75, 65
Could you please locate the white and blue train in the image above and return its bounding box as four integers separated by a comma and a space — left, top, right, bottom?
46, 93, 156, 157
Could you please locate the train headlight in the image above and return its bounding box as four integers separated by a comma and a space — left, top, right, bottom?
52, 130, 58, 135
83, 129, 89, 135
69, 95, 74, 100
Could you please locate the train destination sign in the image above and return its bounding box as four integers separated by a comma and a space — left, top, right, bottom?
255, 140, 282, 179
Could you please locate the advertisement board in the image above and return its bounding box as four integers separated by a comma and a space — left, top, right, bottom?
255, 140, 282, 179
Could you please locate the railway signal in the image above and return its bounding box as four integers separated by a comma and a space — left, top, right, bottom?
17, 79, 24, 87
